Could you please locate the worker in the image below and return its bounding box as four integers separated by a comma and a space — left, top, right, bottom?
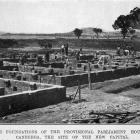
65, 43, 69, 56
45, 51, 50, 62
61, 44, 65, 55
76, 50, 80, 61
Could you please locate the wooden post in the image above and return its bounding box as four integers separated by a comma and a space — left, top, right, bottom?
39, 75, 41, 83
53, 74, 56, 84
88, 62, 92, 90
78, 80, 81, 100
71, 80, 81, 103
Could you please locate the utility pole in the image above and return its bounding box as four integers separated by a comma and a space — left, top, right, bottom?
78, 80, 81, 100
88, 62, 92, 90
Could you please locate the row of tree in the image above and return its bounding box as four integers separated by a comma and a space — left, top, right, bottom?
112, 7, 140, 39
73, 28, 102, 39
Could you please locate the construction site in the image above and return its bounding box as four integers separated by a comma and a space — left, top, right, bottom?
0, 0, 140, 125
0, 41, 140, 124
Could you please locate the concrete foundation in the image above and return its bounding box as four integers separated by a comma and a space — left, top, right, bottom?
1, 65, 140, 87
0, 78, 66, 117
0, 87, 5, 96
53, 66, 140, 87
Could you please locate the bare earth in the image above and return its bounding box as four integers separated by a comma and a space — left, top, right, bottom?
1, 75, 140, 124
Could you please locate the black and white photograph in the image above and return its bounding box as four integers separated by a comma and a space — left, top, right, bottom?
0, 0, 140, 128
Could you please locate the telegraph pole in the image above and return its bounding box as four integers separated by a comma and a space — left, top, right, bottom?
88, 62, 92, 90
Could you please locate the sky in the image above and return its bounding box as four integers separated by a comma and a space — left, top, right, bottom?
0, 0, 140, 33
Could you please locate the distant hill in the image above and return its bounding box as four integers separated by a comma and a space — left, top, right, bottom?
0, 31, 6, 35
54, 27, 123, 39
56, 27, 125, 38
0, 27, 140, 39
81, 27, 95, 35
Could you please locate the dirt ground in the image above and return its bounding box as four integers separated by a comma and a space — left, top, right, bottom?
1, 75, 140, 124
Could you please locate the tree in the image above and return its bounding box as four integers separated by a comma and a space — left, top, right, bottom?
73, 28, 83, 39
112, 7, 140, 39
93, 28, 102, 39
112, 15, 131, 39
129, 7, 140, 27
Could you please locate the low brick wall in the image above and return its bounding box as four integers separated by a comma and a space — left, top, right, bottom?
0, 70, 38, 82
0, 66, 18, 71
0, 68, 85, 84
0, 78, 52, 95
79, 55, 94, 61
0, 87, 4, 96
18, 64, 65, 73
1, 65, 140, 88
54, 66, 140, 87
0, 80, 66, 117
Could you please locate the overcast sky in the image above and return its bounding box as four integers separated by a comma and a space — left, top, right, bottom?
0, 0, 140, 33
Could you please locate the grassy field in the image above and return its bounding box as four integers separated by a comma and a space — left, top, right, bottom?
0, 38, 140, 53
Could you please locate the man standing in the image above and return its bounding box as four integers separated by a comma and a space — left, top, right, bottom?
61, 44, 65, 55
65, 43, 69, 56
45, 51, 50, 62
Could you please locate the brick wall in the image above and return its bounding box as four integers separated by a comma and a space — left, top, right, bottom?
54, 66, 140, 87
0, 78, 52, 95
0, 85, 66, 117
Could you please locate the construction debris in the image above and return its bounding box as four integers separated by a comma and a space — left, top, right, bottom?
65, 111, 140, 124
